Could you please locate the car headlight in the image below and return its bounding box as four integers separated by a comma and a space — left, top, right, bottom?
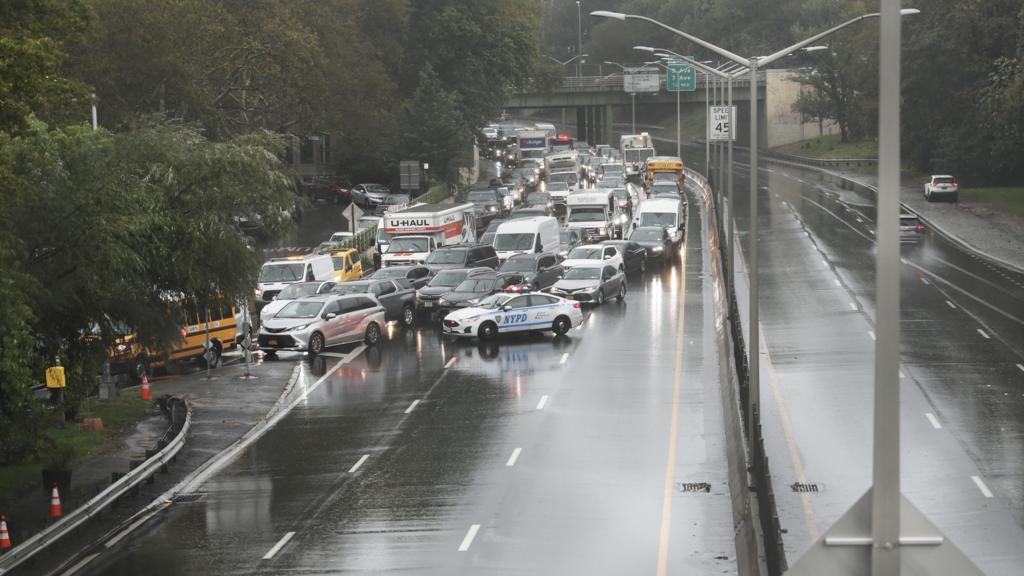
489, 206, 497, 212
288, 323, 312, 332
652, 246, 664, 252
115, 343, 128, 352
598, 227, 607, 234
439, 299, 450, 306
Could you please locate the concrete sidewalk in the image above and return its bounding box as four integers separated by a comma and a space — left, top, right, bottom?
0, 358, 297, 573
833, 168, 1024, 273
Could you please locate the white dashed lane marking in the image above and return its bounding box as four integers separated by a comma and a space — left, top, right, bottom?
404, 399, 421, 414
536, 395, 549, 410
925, 413, 942, 429
458, 525, 481, 551
971, 476, 994, 498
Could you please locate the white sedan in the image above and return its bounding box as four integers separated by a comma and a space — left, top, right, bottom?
560, 244, 624, 272
442, 292, 584, 340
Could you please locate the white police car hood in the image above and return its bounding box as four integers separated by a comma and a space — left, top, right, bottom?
444, 299, 512, 324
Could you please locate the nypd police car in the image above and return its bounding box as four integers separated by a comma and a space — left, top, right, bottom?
442, 292, 584, 340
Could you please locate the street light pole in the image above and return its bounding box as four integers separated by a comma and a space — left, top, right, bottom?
576, 1, 583, 80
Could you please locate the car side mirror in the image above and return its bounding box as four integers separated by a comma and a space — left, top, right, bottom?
604, 254, 611, 260
324, 312, 337, 320
500, 305, 511, 312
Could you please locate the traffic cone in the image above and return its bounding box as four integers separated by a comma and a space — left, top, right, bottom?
0, 514, 11, 550
140, 374, 152, 401
49, 485, 62, 519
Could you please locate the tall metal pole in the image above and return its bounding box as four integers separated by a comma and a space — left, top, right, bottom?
576, 1, 583, 80
705, 73, 710, 175
91, 93, 98, 131
727, 74, 735, 264
631, 92, 636, 133
717, 75, 725, 199
747, 58, 760, 449
872, 2, 902, 574
676, 84, 681, 157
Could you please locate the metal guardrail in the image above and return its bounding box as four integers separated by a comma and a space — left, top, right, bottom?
765, 149, 876, 167
0, 398, 192, 574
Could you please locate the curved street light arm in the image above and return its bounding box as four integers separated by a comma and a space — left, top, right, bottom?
594, 10, 749, 66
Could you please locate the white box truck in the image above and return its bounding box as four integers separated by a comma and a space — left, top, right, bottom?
380, 203, 477, 267
516, 129, 549, 165
566, 190, 624, 242
619, 132, 656, 181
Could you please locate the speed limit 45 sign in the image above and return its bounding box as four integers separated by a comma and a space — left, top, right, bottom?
708, 106, 736, 141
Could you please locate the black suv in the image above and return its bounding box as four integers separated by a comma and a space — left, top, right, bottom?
497, 253, 564, 291
424, 245, 498, 272
415, 267, 494, 319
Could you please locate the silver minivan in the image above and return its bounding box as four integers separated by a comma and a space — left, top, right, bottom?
258, 294, 385, 355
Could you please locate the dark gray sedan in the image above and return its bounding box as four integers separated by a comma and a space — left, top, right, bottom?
628, 226, 674, 263
549, 262, 626, 305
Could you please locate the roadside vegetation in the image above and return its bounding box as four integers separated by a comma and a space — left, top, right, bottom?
0, 0, 552, 468
959, 187, 1024, 218
771, 134, 877, 160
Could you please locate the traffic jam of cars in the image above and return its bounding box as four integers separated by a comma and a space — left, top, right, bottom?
263, 123, 688, 354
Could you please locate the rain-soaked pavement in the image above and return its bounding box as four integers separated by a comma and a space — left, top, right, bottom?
78, 184, 740, 575
723, 155, 1024, 574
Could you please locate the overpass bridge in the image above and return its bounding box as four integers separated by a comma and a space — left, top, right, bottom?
506, 69, 833, 148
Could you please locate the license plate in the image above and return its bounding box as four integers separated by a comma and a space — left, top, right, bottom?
422, 302, 434, 308
268, 338, 278, 346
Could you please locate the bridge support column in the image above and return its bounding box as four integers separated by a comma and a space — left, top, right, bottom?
576, 107, 586, 142
599, 105, 614, 145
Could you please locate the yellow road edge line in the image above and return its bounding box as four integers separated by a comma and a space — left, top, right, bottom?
656, 211, 690, 576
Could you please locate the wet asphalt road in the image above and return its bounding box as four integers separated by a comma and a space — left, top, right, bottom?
79, 184, 739, 575
719, 155, 1024, 572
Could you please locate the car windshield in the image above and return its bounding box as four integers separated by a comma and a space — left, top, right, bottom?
564, 267, 602, 280
652, 172, 676, 182
559, 230, 575, 242
332, 283, 370, 294
547, 182, 569, 191
468, 191, 496, 202
640, 212, 677, 227
454, 278, 495, 292
527, 193, 550, 204
425, 250, 466, 265
493, 233, 535, 251
652, 185, 679, 195
567, 246, 602, 260
475, 293, 514, 309
549, 173, 577, 184
612, 190, 628, 199
630, 228, 664, 241
373, 268, 410, 279
387, 237, 429, 253
602, 165, 623, 173
259, 263, 304, 283
568, 207, 606, 222
625, 148, 655, 162
521, 150, 545, 159
428, 270, 468, 287
329, 233, 351, 242
479, 232, 496, 246
383, 194, 409, 205
499, 258, 537, 272
376, 228, 392, 243
275, 301, 324, 319
277, 284, 320, 300
934, 176, 955, 184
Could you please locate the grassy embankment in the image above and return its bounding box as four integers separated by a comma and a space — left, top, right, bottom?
0, 390, 151, 498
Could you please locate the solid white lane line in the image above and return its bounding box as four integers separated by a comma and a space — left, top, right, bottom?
971, 476, 994, 499
444, 357, 457, 369
946, 300, 957, 309
506, 448, 522, 467
868, 330, 876, 341
856, 217, 863, 223
834, 278, 841, 287
404, 399, 421, 414
977, 329, 990, 339
821, 258, 828, 266
263, 532, 296, 560
560, 353, 569, 364
348, 455, 369, 473
925, 413, 942, 429
458, 524, 481, 551
1017, 363, 1024, 374
60, 552, 102, 576
921, 276, 931, 285
849, 302, 858, 311
536, 395, 549, 410
899, 369, 905, 379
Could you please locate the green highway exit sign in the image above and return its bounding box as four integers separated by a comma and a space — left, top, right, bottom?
667, 62, 696, 92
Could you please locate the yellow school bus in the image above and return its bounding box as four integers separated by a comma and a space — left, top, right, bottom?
645, 156, 686, 190
109, 297, 242, 381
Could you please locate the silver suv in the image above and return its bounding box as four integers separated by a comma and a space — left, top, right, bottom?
258, 294, 385, 355
924, 175, 959, 202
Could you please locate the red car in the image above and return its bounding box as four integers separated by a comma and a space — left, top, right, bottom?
306, 176, 351, 204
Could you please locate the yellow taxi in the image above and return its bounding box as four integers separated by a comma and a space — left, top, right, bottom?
330, 248, 364, 282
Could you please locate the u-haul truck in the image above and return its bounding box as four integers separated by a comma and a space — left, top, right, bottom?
380, 203, 477, 267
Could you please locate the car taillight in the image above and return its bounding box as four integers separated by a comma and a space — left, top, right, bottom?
916, 223, 925, 232
573, 302, 582, 309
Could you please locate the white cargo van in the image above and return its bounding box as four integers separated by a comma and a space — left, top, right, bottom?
492, 216, 561, 262
636, 197, 686, 245
257, 254, 334, 302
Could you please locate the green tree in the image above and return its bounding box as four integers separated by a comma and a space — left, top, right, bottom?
401, 65, 473, 185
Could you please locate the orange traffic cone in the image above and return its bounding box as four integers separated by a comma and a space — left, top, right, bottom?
140, 374, 152, 401
49, 485, 62, 519
0, 514, 11, 550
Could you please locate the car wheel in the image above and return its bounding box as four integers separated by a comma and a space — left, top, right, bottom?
552, 315, 571, 336
401, 305, 415, 327
617, 282, 627, 301
596, 289, 605, 306
479, 321, 498, 341
309, 332, 325, 355
364, 322, 382, 345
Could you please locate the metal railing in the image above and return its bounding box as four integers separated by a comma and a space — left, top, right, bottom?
556, 72, 767, 93
0, 398, 192, 574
